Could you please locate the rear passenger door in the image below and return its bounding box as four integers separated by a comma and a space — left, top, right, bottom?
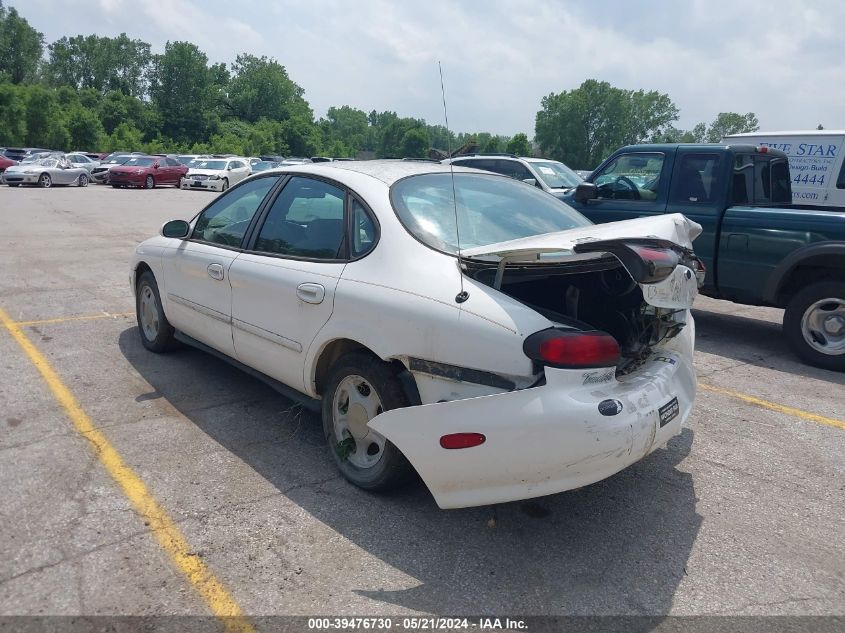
229, 175, 349, 392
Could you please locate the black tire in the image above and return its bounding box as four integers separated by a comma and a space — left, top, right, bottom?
78, 173, 89, 187
783, 280, 845, 371
221, 178, 229, 192
111, 183, 120, 188
38, 173, 52, 188
8, 183, 19, 187
322, 352, 414, 491
145, 175, 155, 189
135, 271, 177, 353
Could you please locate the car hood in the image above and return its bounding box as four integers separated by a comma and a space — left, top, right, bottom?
461, 213, 701, 262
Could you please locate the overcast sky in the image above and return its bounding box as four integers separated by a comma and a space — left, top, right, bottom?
9, 0, 844, 136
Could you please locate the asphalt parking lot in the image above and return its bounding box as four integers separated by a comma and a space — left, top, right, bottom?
0, 184, 843, 624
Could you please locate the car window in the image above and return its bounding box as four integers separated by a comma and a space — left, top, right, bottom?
454, 159, 497, 172
391, 172, 591, 255
593, 152, 665, 201
351, 198, 377, 258
192, 176, 278, 248
165, 158, 179, 167
494, 160, 534, 182
254, 177, 346, 260
529, 161, 582, 189
671, 154, 722, 203
838, 159, 845, 190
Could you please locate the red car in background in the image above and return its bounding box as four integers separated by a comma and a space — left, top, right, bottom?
0, 155, 17, 173
109, 156, 188, 189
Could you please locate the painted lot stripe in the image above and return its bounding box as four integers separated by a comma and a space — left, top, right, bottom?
14, 312, 134, 327
0, 306, 256, 633
699, 382, 845, 431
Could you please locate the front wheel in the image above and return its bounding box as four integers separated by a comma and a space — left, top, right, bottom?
136, 271, 177, 353
322, 352, 414, 491
784, 281, 845, 371
221, 178, 229, 192
8, 183, 19, 187
78, 173, 89, 187
38, 173, 52, 188
145, 175, 155, 189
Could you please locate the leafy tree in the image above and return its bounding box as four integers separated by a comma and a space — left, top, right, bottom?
45, 34, 151, 96
280, 114, 321, 156
400, 127, 430, 158
105, 122, 143, 151
226, 54, 307, 123
0, 82, 26, 145
0, 2, 43, 83
149, 41, 221, 143
65, 103, 105, 150
702, 112, 759, 142
535, 79, 678, 168
506, 133, 531, 156
482, 136, 502, 153
378, 117, 427, 157
319, 105, 369, 154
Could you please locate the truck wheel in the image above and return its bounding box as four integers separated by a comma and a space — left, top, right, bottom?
784, 281, 845, 371
322, 352, 414, 491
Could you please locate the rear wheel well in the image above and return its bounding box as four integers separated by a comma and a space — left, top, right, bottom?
776, 256, 845, 307
312, 339, 417, 402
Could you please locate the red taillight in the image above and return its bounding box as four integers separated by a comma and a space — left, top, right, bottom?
757, 145, 768, 153
440, 433, 486, 449
524, 329, 621, 369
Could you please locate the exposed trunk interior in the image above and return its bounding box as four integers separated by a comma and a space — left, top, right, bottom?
466, 255, 686, 371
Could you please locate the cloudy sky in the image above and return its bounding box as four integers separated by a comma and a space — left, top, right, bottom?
9, 0, 844, 136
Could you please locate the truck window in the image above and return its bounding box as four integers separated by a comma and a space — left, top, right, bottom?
671, 153, 721, 203
592, 152, 664, 201
732, 155, 791, 205
838, 159, 845, 189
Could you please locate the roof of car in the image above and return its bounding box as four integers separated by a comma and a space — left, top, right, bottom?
279, 159, 480, 185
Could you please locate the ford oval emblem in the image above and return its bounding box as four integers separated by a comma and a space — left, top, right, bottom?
598, 399, 623, 416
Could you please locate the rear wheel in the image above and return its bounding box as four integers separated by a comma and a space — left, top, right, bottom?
8, 183, 19, 187
135, 271, 176, 353
38, 173, 52, 188
322, 352, 414, 491
784, 281, 845, 371
145, 175, 155, 189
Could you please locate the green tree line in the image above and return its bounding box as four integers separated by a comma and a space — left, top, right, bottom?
2, 1, 760, 165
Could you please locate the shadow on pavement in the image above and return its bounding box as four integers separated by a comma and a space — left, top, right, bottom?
119, 326, 702, 620
692, 308, 845, 385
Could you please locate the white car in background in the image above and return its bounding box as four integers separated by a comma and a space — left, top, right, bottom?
66, 153, 100, 172
181, 157, 251, 192
132, 162, 701, 509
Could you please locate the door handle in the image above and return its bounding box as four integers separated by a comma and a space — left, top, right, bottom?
296, 283, 325, 304
207, 263, 225, 280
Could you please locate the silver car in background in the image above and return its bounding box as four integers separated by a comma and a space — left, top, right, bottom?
2, 156, 91, 188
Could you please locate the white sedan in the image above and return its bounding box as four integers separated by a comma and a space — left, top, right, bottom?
180, 157, 251, 192
131, 161, 702, 509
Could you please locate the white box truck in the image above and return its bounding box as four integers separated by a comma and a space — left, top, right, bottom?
723, 130, 845, 209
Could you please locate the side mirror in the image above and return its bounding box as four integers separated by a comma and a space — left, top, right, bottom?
522, 178, 538, 187
153, 163, 160, 169
574, 182, 599, 203
161, 219, 191, 239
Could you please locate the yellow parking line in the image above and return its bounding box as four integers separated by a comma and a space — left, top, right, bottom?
699, 383, 845, 431
14, 312, 135, 327
0, 306, 256, 633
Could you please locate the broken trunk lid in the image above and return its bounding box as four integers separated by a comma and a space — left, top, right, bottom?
460, 213, 702, 309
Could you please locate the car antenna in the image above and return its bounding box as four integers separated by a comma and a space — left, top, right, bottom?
439, 61, 469, 304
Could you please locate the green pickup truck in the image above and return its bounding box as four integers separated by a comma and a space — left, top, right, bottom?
565, 143, 845, 371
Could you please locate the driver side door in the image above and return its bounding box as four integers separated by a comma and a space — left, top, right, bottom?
570, 151, 670, 225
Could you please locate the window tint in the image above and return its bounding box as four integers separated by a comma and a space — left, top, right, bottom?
671, 154, 722, 203
192, 176, 277, 247
494, 160, 534, 182
593, 153, 664, 201
454, 159, 497, 172
166, 158, 180, 167
351, 199, 377, 258
731, 155, 753, 204
254, 177, 346, 259
837, 159, 845, 190
770, 159, 791, 203
391, 172, 590, 255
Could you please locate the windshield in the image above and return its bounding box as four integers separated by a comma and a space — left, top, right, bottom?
32, 158, 59, 167
391, 172, 591, 255
123, 157, 154, 167
190, 160, 227, 170
252, 161, 279, 171
530, 161, 582, 189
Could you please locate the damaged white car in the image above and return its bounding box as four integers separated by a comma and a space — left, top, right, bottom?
131, 161, 703, 509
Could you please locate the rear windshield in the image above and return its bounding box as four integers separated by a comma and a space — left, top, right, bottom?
530, 161, 582, 189
123, 157, 154, 167
391, 172, 591, 255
